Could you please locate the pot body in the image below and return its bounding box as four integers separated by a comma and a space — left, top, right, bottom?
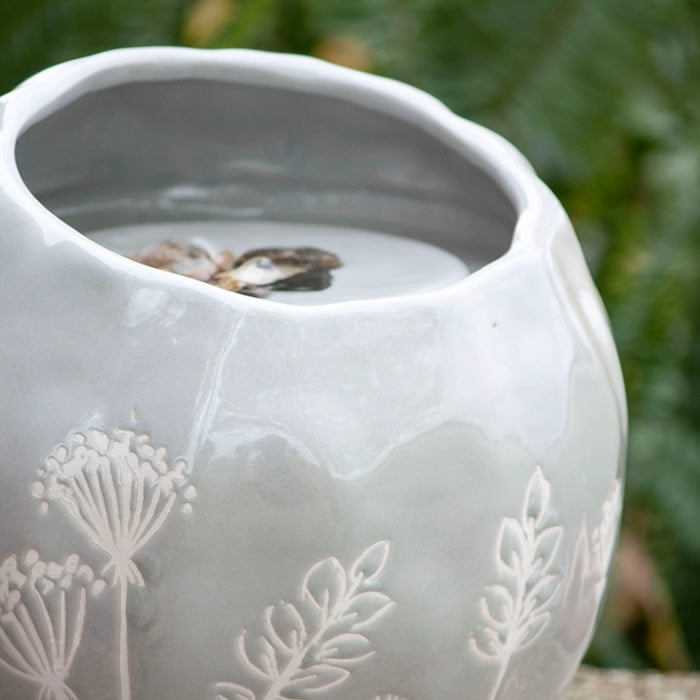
0, 49, 626, 700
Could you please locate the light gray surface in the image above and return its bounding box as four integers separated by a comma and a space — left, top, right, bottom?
0, 48, 627, 700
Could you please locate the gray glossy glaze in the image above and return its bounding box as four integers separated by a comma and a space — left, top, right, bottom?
0, 48, 626, 700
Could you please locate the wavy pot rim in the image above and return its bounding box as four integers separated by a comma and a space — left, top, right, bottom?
0, 46, 551, 316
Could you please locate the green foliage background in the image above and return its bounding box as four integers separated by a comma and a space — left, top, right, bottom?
1, 0, 699, 672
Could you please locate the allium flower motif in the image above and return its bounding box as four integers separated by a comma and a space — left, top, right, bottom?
0, 550, 104, 700
33, 427, 196, 700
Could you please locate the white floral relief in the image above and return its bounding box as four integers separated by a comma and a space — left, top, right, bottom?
372, 695, 407, 700
469, 466, 563, 700
33, 427, 197, 700
215, 541, 394, 700
561, 478, 622, 651
0, 550, 105, 700
591, 479, 622, 602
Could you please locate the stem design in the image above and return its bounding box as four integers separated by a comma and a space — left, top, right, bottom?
259, 572, 363, 700
119, 575, 130, 700
216, 541, 394, 700
470, 466, 563, 700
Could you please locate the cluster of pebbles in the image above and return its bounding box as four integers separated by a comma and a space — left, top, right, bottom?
131, 240, 342, 297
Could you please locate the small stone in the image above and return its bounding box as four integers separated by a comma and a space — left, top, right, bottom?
230, 256, 306, 287
213, 249, 236, 272
132, 240, 218, 281
236, 246, 341, 270
210, 270, 244, 293
211, 255, 307, 295
131, 239, 342, 297
268, 268, 333, 291
236, 285, 271, 298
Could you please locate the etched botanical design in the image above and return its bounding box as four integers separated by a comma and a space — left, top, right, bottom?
561, 478, 623, 650
470, 466, 563, 700
0, 550, 105, 700
33, 427, 197, 700
215, 541, 394, 700
372, 695, 407, 700
590, 479, 622, 602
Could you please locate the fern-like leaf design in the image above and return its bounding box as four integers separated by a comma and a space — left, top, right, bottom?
591, 479, 622, 601
562, 478, 623, 651
215, 541, 394, 700
469, 466, 563, 700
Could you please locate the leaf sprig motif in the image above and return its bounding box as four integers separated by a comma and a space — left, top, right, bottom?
470, 466, 563, 699
561, 478, 623, 652
216, 540, 394, 700
590, 479, 622, 601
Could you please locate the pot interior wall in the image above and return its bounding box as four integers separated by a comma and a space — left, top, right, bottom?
15, 79, 517, 270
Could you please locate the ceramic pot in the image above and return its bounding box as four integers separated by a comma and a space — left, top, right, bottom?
0, 48, 626, 700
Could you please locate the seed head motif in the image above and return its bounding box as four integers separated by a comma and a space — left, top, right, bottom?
33, 427, 196, 700
0, 550, 104, 700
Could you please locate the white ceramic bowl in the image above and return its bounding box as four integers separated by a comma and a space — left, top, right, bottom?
0, 48, 626, 700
